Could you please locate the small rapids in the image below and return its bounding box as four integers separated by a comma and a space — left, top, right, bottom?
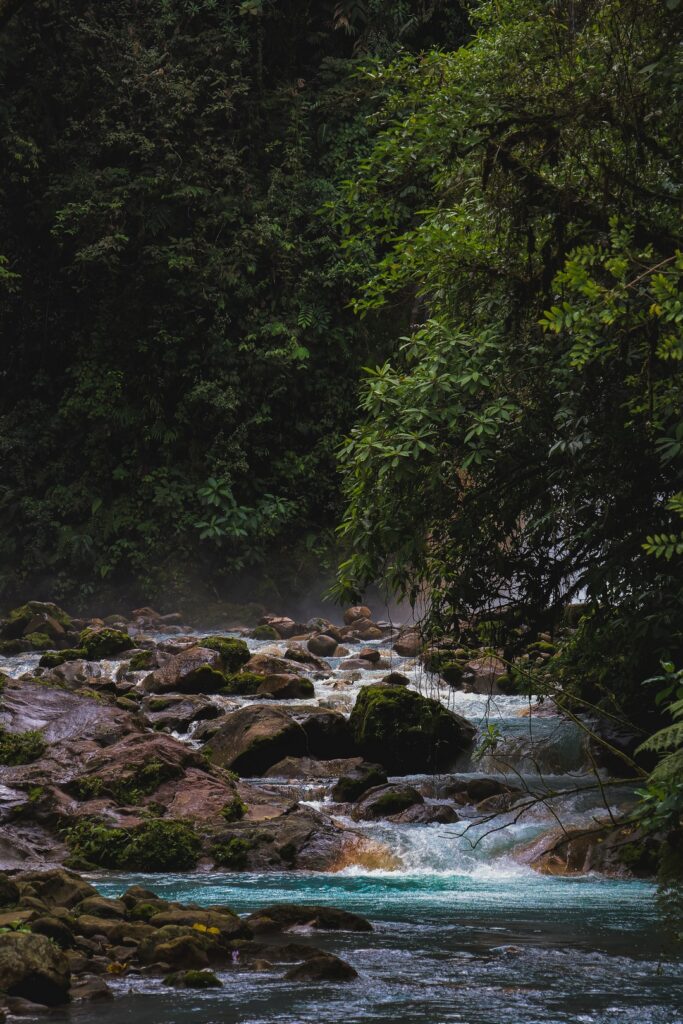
3, 631, 681, 1024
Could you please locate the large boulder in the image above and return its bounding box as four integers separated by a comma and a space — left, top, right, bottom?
307, 634, 338, 658
392, 631, 422, 657
244, 652, 309, 678
0, 602, 73, 643
0, 931, 71, 1006
343, 606, 372, 626
287, 707, 356, 759
15, 869, 98, 910
142, 647, 226, 694
202, 706, 307, 775
348, 685, 475, 774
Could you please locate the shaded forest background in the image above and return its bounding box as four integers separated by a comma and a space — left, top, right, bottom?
0, 0, 467, 608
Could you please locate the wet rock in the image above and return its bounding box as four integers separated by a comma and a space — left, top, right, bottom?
349, 685, 476, 774
392, 631, 422, 657
331, 762, 388, 802
141, 694, 221, 733
0, 877, 20, 907
256, 674, 315, 700
246, 904, 371, 934
264, 756, 368, 780
203, 705, 307, 774
0, 602, 73, 643
250, 625, 280, 641
15, 869, 98, 910
69, 975, 113, 1001
391, 802, 458, 824
30, 915, 75, 949
529, 821, 656, 877
141, 647, 226, 694
149, 908, 245, 940
350, 784, 423, 821
307, 635, 338, 658
0, 931, 71, 1006
343, 606, 372, 626
79, 628, 132, 660
462, 656, 508, 695
381, 671, 410, 686
284, 954, 358, 982
284, 645, 331, 672
71, 732, 204, 800
244, 652, 305, 678
163, 969, 222, 988
261, 617, 304, 640
76, 896, 125, 919
288, 707, 356, 759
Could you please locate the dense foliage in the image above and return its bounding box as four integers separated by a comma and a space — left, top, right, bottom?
334, 0, 682, 667
0, 0, 467, 606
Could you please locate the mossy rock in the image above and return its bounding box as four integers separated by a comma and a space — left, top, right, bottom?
250, 625, 279, 641
39, 648, 86, 668
23, 632, 53, 650
331, 765, 387, 803
1, 601, 72, 639
348, 685, 475, 774
164, 969, 222, 989
221, 672, 266, 696
440, 661, 465, 686
79, 627, 132, 659
199, 636, 250, 673
128, 649, 155, 671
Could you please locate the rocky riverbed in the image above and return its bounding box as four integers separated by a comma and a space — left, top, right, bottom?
0, 599, 669, 1018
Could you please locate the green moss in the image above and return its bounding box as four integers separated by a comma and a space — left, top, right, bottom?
0, 727, 46, 765
39, 648, 86, 668
368, 789, 418, 816
221, 672, 266, 696
199, 636, 250, 673
129, 649, 155, 671
528, 640, 556, 654
211, 837, 252, 869
349, 684, 473, 773
440, 661, 465, 686
79, 627, 132, 659
221, 796, 248, 822
332, 766, 387, 803
164, 970, 222, 989
23, 632, 52, 650
250, 625, 279, 640
66, 818, 201, 870
2, 601, 72, 639
148, 697, 174, 711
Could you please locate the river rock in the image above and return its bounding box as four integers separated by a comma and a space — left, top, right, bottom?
350, 784, 423, 821
284, 645, 331, 672
140, 694, 221, 732
331, 762, 388, 802
349, 685, 476, 774
284, 953, 358, 981
246, 904, 371, 933
141, 647, 226, 694
256, 674, 315, 700
203, 705, 307, 774
343, 606, 372, 625
0, 931, 71, 1006
307, 634, 338, 658
264, 756, 369, 780
287, 707, 356, 758
392, 631, 422, 657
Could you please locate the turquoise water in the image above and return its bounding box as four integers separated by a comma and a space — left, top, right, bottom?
69, 868, 683, 1024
